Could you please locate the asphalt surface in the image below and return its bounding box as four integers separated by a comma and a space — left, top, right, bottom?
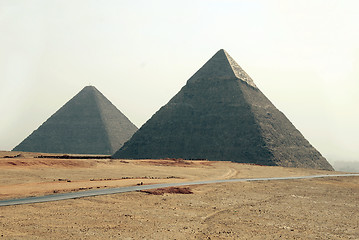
1, 173, 358, 207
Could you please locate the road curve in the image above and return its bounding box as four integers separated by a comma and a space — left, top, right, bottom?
1, 173, 358, 207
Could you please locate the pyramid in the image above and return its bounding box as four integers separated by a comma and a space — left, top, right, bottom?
13, 86, 138, 155
113, 49, 333, 171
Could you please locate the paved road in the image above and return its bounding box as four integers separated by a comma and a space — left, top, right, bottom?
1, 173, 358, 207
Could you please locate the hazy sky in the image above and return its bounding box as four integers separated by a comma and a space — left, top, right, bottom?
1, 0, 358, 164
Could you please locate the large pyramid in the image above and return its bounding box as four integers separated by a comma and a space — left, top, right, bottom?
113, 49, 333, 171
13, 86, 138, 155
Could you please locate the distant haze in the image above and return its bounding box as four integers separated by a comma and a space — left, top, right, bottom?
332, 162, 359, 173
1, 0, 358, 165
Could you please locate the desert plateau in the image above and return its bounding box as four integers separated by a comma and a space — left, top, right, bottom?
0, 151, 358, 239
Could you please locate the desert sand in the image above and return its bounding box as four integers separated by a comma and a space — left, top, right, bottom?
0, 152, 358, 239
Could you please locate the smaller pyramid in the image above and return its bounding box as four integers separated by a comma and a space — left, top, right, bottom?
13, 86, 138, 155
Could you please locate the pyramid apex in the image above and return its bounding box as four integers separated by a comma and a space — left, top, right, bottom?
189, 49, 257, 88
81, 85, 101, 94
212, 48, 227, 56
84, 85, 96, 89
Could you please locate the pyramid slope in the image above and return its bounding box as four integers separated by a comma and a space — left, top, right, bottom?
113, 50, 333, 171
90, 87, 139, 153
13, 86, 138, 154
239, 81, 332, 169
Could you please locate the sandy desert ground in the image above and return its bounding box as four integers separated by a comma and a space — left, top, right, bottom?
0, 151, 358, 239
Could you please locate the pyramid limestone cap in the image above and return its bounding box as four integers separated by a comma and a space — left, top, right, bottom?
188, 49, 257, 88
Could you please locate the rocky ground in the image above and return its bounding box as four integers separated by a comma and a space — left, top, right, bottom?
0, 152, 358, 239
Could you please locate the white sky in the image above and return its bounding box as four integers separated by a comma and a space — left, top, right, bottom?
1, 0, 358, 164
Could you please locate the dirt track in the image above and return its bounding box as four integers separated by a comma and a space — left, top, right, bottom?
0, 152, 358, 239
